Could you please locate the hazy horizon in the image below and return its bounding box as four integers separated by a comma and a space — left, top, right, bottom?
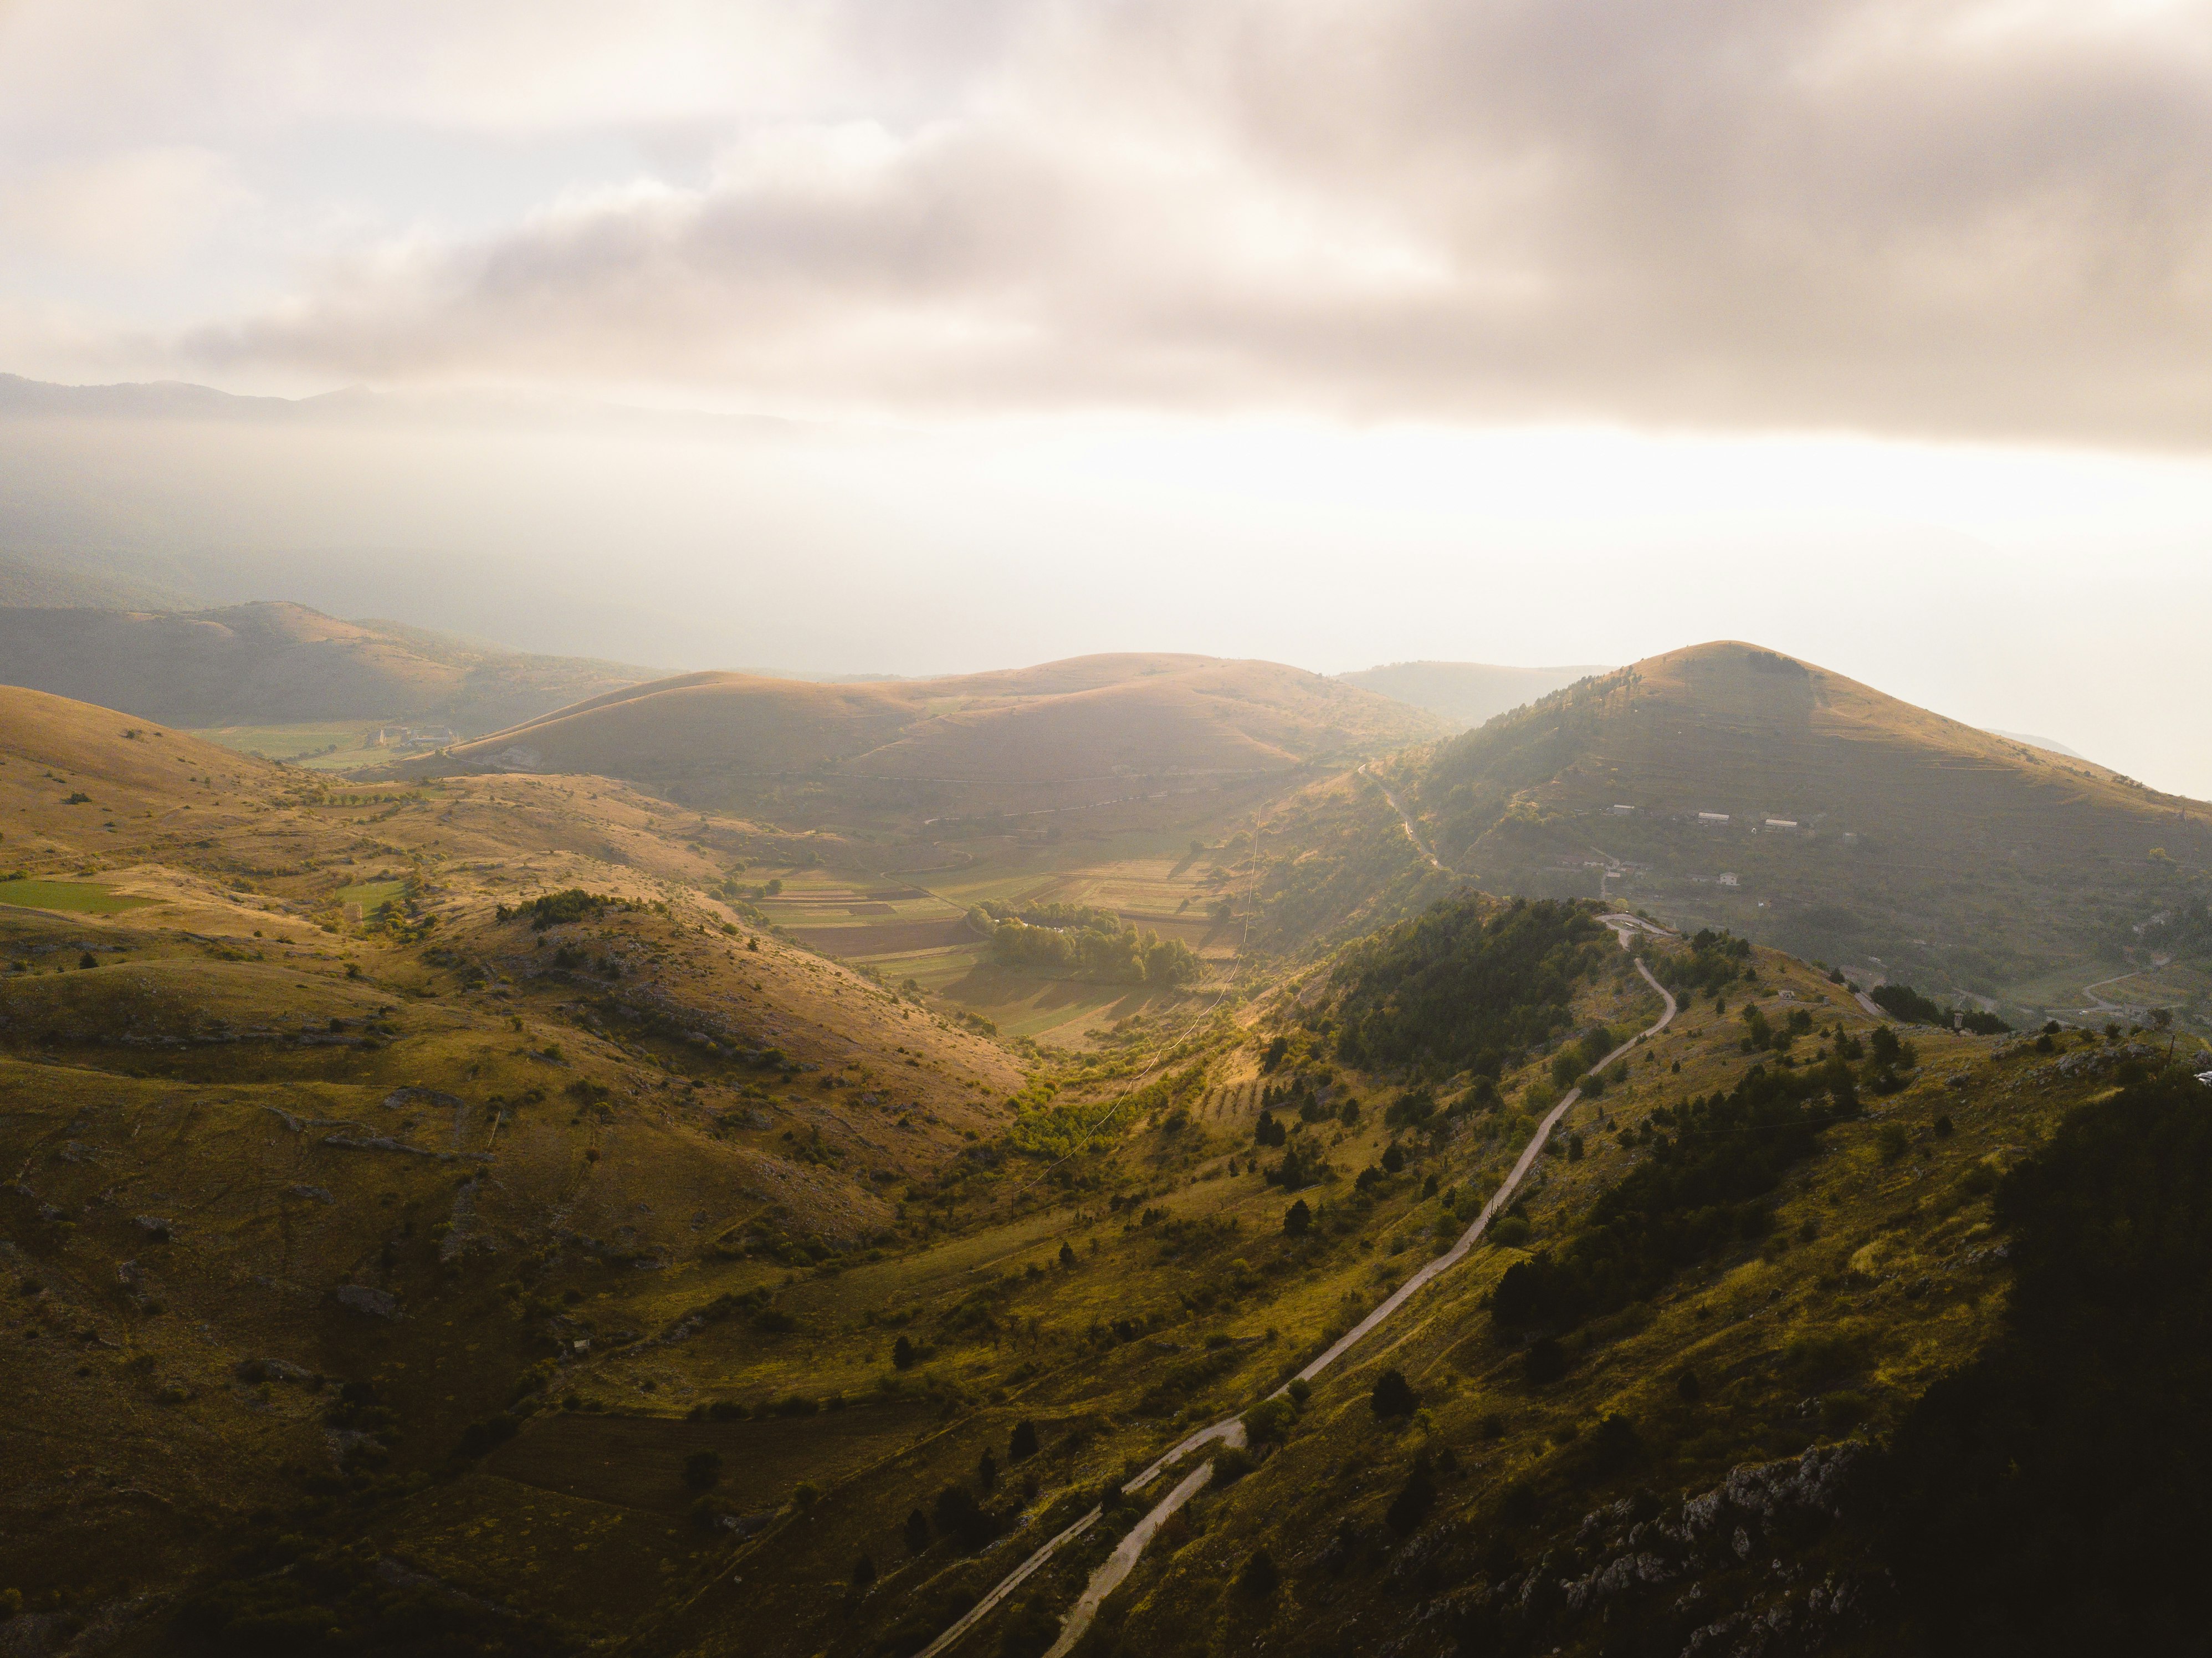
5, 3, 2212, 796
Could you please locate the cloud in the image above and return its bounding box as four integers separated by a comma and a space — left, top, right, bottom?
45, 0, 2212, 439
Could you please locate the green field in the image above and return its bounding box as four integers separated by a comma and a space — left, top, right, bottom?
192, 720, 411, 771
335, 878, 408, 910
0, 877, 151, 914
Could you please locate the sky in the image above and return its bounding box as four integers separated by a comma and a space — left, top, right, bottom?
2, 0, 2210, 795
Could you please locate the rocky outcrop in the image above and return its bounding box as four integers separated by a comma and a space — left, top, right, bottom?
1446, 1442, 1888, 1658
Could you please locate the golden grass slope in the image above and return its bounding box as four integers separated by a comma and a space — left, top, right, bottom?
438, 654, 1446, 820
0, 600, 651, 733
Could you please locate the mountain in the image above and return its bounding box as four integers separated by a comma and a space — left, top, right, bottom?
0, 547, 204, 611
433, 653, 1447, 822
0, 600, 656, 734
1338, 660, 1612, 730
1985, 726, 2087, 760
1397, 641, 2210, 1010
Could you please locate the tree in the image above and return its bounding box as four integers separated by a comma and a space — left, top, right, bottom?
1283, 1198, 1312, 1237
1058, 1241, 1078, 1269
1371, 1368, 1418, 1420
852, 1553, 876, 1589
1381, 1143, 1406, 1174
683, 1450, 722, 1491
903, 1509, 930, 1554
1523, 1337, 1568, 1385
1386, 1453, 1437, 1535
1010, 1419, 1039, 1462
1236, 1548, 1279, 1596
892, 1334, 917, 1370
978, 1450, 999, 1493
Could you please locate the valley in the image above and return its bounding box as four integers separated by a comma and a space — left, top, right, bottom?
0, 642, 2205, 1658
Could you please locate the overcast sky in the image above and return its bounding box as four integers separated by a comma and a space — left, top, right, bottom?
3, 1, 2210, 794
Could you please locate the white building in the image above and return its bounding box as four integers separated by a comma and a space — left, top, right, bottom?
1698, 812, 1730, 824
1765, 817, 1799, 829
1718, 872, 1740, 887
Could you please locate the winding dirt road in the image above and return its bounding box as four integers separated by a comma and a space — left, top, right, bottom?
918, 928, 1680, 1658
1358, 763, 1445, 871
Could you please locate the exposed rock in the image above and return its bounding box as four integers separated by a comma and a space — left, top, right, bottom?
333, 1284, 400, 1319
382, 1085, 465, 1112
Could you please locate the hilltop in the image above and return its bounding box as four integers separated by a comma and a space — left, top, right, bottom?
431, 654, 1444, 825
0, 600, 653, 737
1391, 641, 2211, 1022
1338, 659, 1611, 730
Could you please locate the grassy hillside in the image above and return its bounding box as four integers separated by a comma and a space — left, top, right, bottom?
0, 600, 653, 736
433, 655, 1444, 825
1396, 641, 2212, 1027
2, 676, 2204, 1658
1339, 660, 1610, 731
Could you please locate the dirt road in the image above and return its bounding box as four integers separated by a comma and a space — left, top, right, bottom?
921, 934, 1680, 1658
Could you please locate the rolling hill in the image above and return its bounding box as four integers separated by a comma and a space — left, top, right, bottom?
0, 600, 654, 735
433, 654, 1446, 823
1394, 641, 2212, 1015
1338, 659, 1612, 730
4, 676, 2206, 1657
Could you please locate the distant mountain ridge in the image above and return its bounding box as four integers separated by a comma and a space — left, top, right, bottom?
0, 600, 654, 734
430, 653, 1446, 821
1338, 659, 1612, 730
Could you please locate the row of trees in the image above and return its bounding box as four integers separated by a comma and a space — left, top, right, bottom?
979, 912, 1202, 985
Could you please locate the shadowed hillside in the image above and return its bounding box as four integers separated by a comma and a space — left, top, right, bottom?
0, 600, 653, 734
1397, 641, 2211, 1018
433, 654, 1445, 825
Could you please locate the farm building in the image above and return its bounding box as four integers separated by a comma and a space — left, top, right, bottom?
1765, 817, 1799, 828
1698, 811, 1730, 824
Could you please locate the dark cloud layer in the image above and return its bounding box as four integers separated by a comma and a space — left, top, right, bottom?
174, 0, 2212, 441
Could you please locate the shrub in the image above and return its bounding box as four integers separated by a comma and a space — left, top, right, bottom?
1585, 1413, 1642, 1474
892, 1334, 918, 1370
852, 1553, 876, 1589
1523, 1337, 1568, 1385
1371, 1368, 1418, 1420
1235, 1548, 1279, 1596
1386, 1454, 1438, 1535
904, 1509, 931, 1554
1820, 1391, 1871, 1432
1009, 1419, 1039, 1462
684, 1450, 723, 1492
1243, 1396, 1296, 1445
1283, 1198, 1312, 1237
455, 1413, 517, 1458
